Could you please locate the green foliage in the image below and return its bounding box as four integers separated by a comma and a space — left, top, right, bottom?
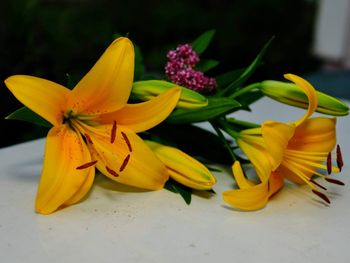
6, 107, 52, 128
167, 97, 241, 124
192, 30, 216, 55
196, 59, 219, 73
219, 36, 274, 96
165, 179, 192, 205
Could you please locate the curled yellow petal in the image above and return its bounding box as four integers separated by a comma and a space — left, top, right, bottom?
97, 87, 181, 133
284, 74, 318, 126
70, 37, 134, 115
223, 161, 284, 211
145, 140, 216, 190
4, 75, 70, 126
35, 125, 92, 214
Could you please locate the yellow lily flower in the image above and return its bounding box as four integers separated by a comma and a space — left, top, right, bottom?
5, 37, 181, 214
223, 74, 344, 210
145, 140, 216, 190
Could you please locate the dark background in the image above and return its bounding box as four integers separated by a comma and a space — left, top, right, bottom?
0, 0, 321, 148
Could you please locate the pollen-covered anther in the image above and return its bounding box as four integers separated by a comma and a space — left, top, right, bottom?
110, 121, 117, 144
106, 166, 119, 177
76, 160, 98, 170
327, 152, 332, 175
84, 133, 93, 144
121, 132, 132, 152
310, 179, 327, 191
325, 177, 345, 186
312, 189, 331, 204
119, 154, 130, 172
336, 144, 344, 171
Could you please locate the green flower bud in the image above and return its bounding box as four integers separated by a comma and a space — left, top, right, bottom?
261, 80, 349, 116
132, 80, 208, 109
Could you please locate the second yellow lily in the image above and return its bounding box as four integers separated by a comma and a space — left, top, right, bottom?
223, 74, 344, 210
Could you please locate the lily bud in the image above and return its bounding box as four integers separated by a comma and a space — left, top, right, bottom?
132, 80, 208, 109
145, 140, 216, 190
260, 80, 349, 116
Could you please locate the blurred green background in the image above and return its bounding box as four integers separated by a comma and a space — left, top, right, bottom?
0, 0, 320, 148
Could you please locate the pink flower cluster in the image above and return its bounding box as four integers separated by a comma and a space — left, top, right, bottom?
165, 44, 217, 93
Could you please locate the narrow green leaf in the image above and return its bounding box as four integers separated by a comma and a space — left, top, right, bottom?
236, 90, 263, 111
192, 30, 216, 55
196, 59, 219, 72
215, 68, 245, 89
165, 179, 192, 205
167, 97, 241, 124
220, 36, 275, 96
6, 107, 52, 128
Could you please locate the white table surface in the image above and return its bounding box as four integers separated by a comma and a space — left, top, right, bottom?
1, 98, 349, 263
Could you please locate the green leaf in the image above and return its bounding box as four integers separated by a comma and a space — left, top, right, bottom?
219, 36, 275, 96
165, 179, 192, 205
134, 44, 145, 81
6, 107, 52, 128
167, 97, 241, 124
196, 59, 219, 72
192, 30, 216, 55
215, 68, 245, 89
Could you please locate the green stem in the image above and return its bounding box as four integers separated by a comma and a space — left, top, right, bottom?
217, 119, 240, 139
226, 118, 260, 129
209, 121, 236, 162
229, 83, 261, 99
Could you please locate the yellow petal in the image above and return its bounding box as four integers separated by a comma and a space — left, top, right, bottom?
63, 167, 95, 206
262, 121, 295, 170
35, 125, 92, 214
145, 140, 216, 190
288, 117, 336, 152
4, 75, 70, 126
284, 74, 318, 126
97, 87, 181, 133
231, 161, 254, 189
87, 125, 169, 190
237, 138, 272, 182
223, 168, 283, 211
70, 37, 134, 115
222, 183, 269, 211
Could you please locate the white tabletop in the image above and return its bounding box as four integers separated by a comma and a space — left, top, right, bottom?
1, 98, 349, 263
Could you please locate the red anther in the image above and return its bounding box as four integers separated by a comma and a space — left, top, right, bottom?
312, 190, 331, 204
76, 160, 97, 170
325, 177, 345, 186
119, 154, 130, 172
110, 121, 117, 144
121, 132, 132, 152
337, 144, 344, 171
106, 166, 119, 177
327, 152, 332, 175
310, 179, 327, 191
85, 133, 93, 144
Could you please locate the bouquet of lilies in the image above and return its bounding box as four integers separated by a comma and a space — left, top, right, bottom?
4, 30, 348, 214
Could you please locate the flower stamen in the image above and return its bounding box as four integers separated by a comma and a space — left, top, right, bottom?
327, 152, 332, 175
119, 154, 130, 172
337, 144, 344, 171
310, 179, 327, 190
106, 166, 119, 177
325, 177, 345, 186
121, 132, 132, 152
312, 189, 331, 204
110, 121, 117, 144
76, 160, 98, 170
